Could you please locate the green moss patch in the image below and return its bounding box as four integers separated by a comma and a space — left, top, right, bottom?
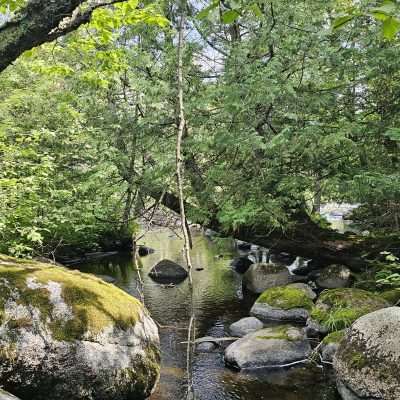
256, 325, 296, 341
380, 289, 400, 305
322, 330, 345, 345
311, 288, 388, 331
256, 286, 314, 311
0, 254, 143, 341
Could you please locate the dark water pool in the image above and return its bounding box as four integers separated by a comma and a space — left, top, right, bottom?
75, 229, 339, 400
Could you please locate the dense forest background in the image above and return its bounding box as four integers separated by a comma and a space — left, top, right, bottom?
0, 0, 399, 267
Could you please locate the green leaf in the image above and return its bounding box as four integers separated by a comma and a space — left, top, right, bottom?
382, 16, 400, 39
332, 15, 354, 30
249, 3, 263, 18
197, 1, 220, 20
221, 9, 240, 24
372, 1, 397, 16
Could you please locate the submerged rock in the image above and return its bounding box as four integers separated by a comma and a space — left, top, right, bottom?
224, 325, 311, 370
196, 337, 218, 353
250, 286, 313, 324
334, 307, 400, 400
315, 264, 352, 289
148, 259, 188, 283
243, 262, 291, 294
0, 254, 160, 400
310, 288, 388, 333
229, 317, 264, 337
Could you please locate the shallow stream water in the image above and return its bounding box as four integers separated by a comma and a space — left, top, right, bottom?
75, 229, 339, 400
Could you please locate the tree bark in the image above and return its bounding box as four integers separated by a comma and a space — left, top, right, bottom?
0, 0, 127, 72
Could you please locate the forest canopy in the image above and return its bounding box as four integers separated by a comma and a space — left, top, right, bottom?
0, 0, 399, 263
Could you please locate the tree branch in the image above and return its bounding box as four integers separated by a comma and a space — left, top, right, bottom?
0, 0, 127, 72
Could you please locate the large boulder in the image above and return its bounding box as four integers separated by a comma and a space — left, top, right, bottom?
334, 307, 400, 400
250, 286, 314, 324
315, 264, 352, 289
309, 288, 388, 333
243, 263, 291, 293
148, 259, 188, 283
0, 255, 160, 400
224, 325, 311, 370
229, 317, 263, 337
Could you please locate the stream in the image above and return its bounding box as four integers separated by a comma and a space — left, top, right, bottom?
74, 228, 339, 400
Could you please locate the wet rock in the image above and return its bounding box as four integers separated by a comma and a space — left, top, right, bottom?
334, 307, 400, 400
0, 390, 21, 400
305, 317, 329, 338
289, 257, 315, 276
138, 246, 155, 257
310, 288, 388, 333
230, 256, 253, 274
224, 326, 312, 370
250, 286, 313, 324
229, 317, 264, 337
0, 254, 160, 400
196, 337, 218, 353
148, 259, 188, 283
315, 264, 352, 289
320, 330, 345, 363
236, 241, 252, 251
269, 252, 296, 265
243, 263, 291, 294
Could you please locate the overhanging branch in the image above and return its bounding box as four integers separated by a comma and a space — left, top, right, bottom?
0, 0, 127, 72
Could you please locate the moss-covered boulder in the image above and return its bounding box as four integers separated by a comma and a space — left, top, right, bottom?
334, 307, 400, 400
0, 255, 160, 400
250, 286, 314, 324
224, 325, 311, 370
309, 288, 388, 333
380, 288, 400, 305
243, 262, 291, 293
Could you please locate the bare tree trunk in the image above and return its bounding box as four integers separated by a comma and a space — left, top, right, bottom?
176, 7, 193, 286
176, 4, 195, 398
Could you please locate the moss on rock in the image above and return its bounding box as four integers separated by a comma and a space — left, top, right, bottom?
256, 286, 314, 311
322, 330, 345, 345
311, 288, 388, 331
0, 254, 143, 341
380, 289, 400, 305
256, 325, 299, 341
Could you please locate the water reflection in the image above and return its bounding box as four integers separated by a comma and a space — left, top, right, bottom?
75, 228, 338, 400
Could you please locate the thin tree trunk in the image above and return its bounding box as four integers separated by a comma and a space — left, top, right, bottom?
176, 4, 195, 398
176, 7, 193, 286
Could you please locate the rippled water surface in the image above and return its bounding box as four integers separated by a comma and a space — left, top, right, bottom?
76, 229, 339, 400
